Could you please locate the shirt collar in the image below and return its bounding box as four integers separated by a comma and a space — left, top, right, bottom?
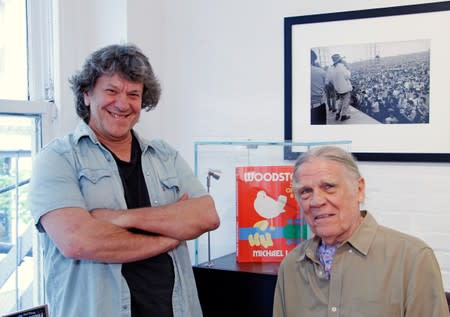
73, 121, 98, 144
72, 121, 156, 154
297, 236, 321, 263
296, 210, 379, 262
346, 210, 378, 256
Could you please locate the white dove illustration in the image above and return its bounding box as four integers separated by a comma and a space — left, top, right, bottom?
253, 190, 287, 220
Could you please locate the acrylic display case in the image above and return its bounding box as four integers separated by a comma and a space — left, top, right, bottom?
191, 140, 351, 317
191, 140, 352, 267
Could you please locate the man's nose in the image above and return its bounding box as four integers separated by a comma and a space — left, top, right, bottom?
310, 191, 326, 206
115, 93, 130, 109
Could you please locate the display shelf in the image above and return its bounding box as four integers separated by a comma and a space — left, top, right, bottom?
193, 253, 278, 317
195, 252, 279, 275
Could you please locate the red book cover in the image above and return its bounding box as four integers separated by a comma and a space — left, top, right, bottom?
235, 165, 307, 263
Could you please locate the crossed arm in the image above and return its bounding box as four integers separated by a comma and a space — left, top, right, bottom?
40, 194, 219, 263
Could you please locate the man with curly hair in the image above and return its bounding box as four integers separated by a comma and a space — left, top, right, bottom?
29, 44, 220, 317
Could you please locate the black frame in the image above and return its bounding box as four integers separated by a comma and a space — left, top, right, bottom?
2, 305, 49, 317
284, 1, 450, 162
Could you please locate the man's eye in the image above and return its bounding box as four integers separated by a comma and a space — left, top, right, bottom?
299, 188, 312, 198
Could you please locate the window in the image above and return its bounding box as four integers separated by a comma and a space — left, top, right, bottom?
0, 0, 27, 100
0, 0, 54, 314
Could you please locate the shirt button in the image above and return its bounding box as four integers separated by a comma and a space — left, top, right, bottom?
331, 306, 337, 312
348, 249, 353, 253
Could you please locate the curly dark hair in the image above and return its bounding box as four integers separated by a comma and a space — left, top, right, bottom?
69, 44, 161, 123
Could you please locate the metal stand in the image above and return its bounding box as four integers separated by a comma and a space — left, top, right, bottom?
206, 169, 220, 267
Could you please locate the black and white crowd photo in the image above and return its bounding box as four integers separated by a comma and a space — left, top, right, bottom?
310, 39, 430, 126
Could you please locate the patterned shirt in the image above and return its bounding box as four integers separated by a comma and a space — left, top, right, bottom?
317, 242, 338, 279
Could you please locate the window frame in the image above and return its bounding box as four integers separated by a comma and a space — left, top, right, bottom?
0, 0, 56, 311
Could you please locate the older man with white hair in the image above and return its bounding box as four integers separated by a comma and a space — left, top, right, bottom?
273, 145, 448, 317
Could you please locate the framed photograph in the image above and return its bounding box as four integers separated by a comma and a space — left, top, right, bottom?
2, 305, 49, 317
284, 1, 450, 162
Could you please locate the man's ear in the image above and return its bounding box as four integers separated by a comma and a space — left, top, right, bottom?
83, 91, 90, 106
357, 177, 365, 203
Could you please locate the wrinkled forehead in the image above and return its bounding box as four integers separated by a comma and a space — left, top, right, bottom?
294, 157, 357, 185
95, 73, 143, 89
295, 159, 340, 181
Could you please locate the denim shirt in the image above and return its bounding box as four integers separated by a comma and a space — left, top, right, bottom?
29, 121, 205, 317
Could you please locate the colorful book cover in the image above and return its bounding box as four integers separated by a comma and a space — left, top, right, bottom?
235, 165, 308, 263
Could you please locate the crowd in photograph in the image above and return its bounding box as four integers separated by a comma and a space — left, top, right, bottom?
347, 51, 430, 124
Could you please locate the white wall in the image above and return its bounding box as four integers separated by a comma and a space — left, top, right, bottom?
55, 0, 450, 291
53, 0, 127, 137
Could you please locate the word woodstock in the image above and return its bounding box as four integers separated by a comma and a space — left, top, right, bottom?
235, 166, 307, 262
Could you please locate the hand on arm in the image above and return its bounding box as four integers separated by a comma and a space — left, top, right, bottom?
92, 194, 220, 241
40, 207, 180, 263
